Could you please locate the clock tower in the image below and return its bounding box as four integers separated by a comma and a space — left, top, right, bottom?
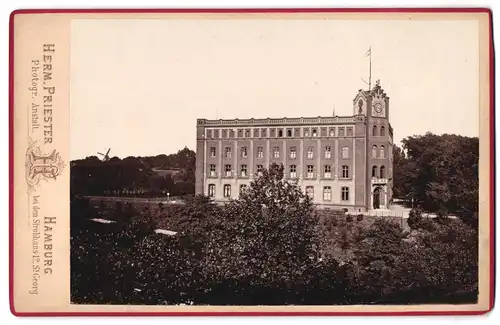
363, 79, 393, 211
369, 79, 389, 119
352, 79, 390, 119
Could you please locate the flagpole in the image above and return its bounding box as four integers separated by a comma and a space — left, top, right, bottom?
361, 47, 372, 90
369, 46, 372, 91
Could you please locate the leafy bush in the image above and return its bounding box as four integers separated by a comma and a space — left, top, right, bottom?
407, 208, 423, 230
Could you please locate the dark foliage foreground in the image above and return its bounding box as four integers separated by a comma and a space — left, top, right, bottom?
71, 164, 478, 305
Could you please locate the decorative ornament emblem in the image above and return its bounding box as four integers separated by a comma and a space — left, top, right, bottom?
25, 137, 65, 194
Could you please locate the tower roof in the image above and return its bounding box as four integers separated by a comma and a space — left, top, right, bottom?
370, 79, 389, 99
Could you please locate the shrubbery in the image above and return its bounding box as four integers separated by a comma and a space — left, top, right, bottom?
71, 163, 478, 305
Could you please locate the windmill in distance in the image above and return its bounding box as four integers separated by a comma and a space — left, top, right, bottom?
97, 148, 111, 162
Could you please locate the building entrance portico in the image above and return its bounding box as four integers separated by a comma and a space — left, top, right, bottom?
371, 186, 386, 210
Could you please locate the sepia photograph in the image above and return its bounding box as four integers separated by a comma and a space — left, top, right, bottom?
10, 9, 493, 315
67, 16, 481, 306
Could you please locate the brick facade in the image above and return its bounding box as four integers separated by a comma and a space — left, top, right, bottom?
195, 81, 393, 212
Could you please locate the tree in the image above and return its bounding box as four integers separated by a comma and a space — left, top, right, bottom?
343, 216, 478, 305
345, 219, 409, 303
392, 144, 408, 199
395, 133, 478, 225
395, 219, 478, 303
199, 163, 340, 305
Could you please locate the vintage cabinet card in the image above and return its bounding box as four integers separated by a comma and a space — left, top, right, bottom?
9, 8, 494, 316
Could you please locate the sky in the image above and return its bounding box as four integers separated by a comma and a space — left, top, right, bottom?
70, 17, 480, 160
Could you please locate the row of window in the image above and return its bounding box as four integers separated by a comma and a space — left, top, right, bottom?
206, 126, 355, 139
371, 165, 387, 178
208, 184, 350, 201
371, 145, 386, 158
207, 125, 388, 139
209, 164, 352, 179
211, 145, 351, 160
372, 125, 387, 137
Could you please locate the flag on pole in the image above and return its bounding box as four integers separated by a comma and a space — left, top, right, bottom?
365, 47, 371, 57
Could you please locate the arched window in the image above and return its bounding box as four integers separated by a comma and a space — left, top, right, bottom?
372, 125, 377, 136
380, 165, 386, 178
372, 145, 377, 158
372, 165, 378, 178
287, 129, 292, 137
380, 126, 386, 136
278, 129, 283, 137
223, 184, 231, 198
342, 146, 349, 159
380, 145, 385, 158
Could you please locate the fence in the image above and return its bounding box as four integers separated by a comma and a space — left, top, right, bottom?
316, 209, 410, 231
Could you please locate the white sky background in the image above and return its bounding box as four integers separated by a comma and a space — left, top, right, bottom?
70, 18, 479, 160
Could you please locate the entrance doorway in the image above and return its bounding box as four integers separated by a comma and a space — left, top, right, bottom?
373, 187, 381, 209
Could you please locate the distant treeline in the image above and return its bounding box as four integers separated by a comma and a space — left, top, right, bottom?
70, 147, 195, 198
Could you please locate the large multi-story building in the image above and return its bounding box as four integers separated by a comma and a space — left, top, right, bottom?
195, 80, 393, 212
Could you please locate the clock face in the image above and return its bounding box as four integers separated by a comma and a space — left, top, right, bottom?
373, 102, 383, 115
